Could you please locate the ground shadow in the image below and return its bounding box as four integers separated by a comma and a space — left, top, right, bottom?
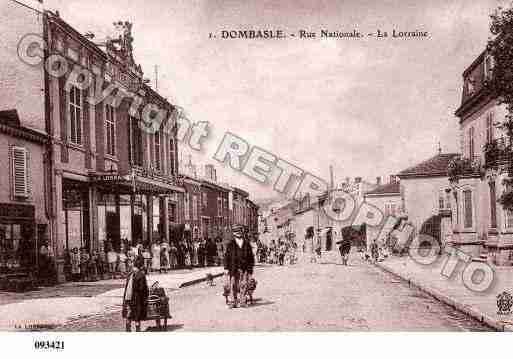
145, 323, 184, 332
319, 261, 354, 266
249, 298, 275, 307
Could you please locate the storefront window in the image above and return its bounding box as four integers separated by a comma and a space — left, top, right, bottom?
120, 195, 132, 246
153, 197, 161, 242
63, 180, 90, 252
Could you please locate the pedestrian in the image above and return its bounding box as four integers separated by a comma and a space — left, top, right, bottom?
122, 257, 149, 332
119, 245, 128, 275
89, 250, 99, 281
161, 242, 170, 273
278, 241, 286, 266
70, 247, 81, 281
80, 247, 90, 281
143, 245, 152, 271
338, 234, 352, 266
169, 242, 178, 269
305, 227, 316, 263
98, 248, 107, 280
107, 245, 119, 279
370, 241, 379, 263
223, 224, 255, 309
151, 241, 161, 273
198, 240, 205, 267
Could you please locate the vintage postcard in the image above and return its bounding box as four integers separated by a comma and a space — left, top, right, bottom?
0, 0, 512, 356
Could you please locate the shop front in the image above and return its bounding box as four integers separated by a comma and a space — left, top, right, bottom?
92, 172, 183, 252
0, 204, 37, 276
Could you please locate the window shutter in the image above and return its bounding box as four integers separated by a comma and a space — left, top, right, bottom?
12, 147, 29, 198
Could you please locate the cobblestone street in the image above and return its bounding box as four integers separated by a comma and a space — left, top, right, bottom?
55, 256, 492, 331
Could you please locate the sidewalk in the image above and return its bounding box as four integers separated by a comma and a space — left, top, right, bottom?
375, 254, 513, 331
0, 266, 224, 331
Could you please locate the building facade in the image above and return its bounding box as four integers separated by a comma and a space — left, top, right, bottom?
0, 2, 183, 281
0, 110, 49, 277
397, 153, 459, 250
451, 49, 513, 265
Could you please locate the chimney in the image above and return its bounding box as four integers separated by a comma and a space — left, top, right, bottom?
355, 177, 362, 184
376, 176, 382, 186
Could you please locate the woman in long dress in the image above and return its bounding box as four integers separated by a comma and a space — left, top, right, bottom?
151, 242, 161, 272
122, 257, 149, 332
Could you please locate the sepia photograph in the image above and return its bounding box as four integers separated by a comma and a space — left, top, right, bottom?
0, 0, 513, 356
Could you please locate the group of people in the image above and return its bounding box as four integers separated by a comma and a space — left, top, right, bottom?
257, 239, 298, 265
121, 224, 257, 331
64, 237, 225, 282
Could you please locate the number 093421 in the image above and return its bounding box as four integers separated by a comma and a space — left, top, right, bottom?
34, 340, 64, 350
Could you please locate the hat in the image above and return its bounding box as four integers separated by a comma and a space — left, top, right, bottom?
232, 224, 244, 238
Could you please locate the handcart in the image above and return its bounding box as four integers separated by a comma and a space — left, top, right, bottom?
145, 281, 171, 330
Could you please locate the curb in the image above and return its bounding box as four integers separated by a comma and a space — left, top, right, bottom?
179, 272, 224, 288
374, 262, 511, 332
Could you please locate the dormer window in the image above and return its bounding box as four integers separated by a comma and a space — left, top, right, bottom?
485, 55, 494, 81
466, 76, 475, 96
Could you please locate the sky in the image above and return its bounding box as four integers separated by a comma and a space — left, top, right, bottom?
41, 0, 511, 200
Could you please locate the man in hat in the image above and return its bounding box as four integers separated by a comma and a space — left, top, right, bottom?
223, 224, 255, 308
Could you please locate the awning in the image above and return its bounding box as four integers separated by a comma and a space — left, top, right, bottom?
92, 173, 184, 195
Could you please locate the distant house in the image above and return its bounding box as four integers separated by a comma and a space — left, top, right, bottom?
364, 177, 402, 248
397, 153, 460, 247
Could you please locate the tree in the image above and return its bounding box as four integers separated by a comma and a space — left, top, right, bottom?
487, 6, 513, 210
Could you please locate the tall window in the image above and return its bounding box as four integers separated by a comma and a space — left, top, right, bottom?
468, 127, 475, 161
506, 210, 513, 229
202, 192, 207, 208
463, 190, 473, 229
438, 191, 445, 210
105, 104, 116, 156
11, 146, 29, 198
192, 195, 198, 220
69, 86, 82, 145
485, 55, 494, 81
486, 113, 494, 144
454, 192, 459, 225
130, 116, 143, 166
490, 182, 497, 229
217, 197, 222, 217
169, 138, 176, 175
154, 131, 161, 171
184, 193, 190, 220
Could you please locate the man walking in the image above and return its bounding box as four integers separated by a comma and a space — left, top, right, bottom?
223, 225, 255, 309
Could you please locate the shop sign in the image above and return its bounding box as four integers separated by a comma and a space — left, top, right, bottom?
0, 203, 35, 219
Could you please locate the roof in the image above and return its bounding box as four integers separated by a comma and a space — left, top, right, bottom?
365, 182, 400, 196
0, 109, 48, 144
397, 153, 460, 179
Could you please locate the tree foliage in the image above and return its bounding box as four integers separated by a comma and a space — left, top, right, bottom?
487, 6, 513, 208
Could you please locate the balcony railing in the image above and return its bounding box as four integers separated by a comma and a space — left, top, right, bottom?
448, 156, 482, 181
484, 138, 511, 169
